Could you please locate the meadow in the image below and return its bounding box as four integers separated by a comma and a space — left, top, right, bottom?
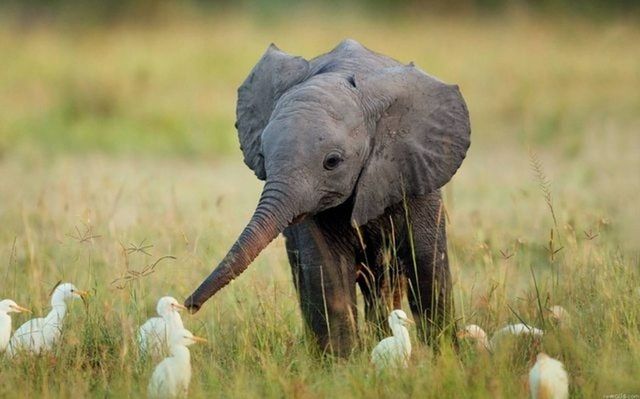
0, 7, 639, 398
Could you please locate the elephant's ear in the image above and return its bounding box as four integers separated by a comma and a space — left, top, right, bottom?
236, 44, 310, 180
351, 65, 471, 226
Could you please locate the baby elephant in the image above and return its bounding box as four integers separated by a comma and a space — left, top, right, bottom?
186, 39, 471, 356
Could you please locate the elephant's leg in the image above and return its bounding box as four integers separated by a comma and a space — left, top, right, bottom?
402, 193, 456, 349
284, 220, 358, 357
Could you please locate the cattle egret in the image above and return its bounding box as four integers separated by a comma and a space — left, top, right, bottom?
489, 323, 544, 349
147, 328, 206, 398
0, 300, 30, 352
458, 323, 544, 352
370, 309, 413, 370
529, 352, 569, 399
138, 296, 187, 358
6, 283, 87, 357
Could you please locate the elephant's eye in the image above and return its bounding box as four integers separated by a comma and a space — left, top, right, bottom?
323, 152, 343, 170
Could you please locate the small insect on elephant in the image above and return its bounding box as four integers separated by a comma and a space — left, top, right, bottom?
185, 39, 471, 356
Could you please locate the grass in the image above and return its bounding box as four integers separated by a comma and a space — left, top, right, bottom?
0, 7, 639, 399
1, 9, 638, 159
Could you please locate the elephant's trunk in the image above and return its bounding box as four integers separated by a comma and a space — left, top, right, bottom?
185, 181, 297, 313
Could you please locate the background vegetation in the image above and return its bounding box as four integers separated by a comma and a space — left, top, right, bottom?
0, 2, 638, 398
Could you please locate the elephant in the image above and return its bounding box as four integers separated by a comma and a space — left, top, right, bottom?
185, 39, 471, 357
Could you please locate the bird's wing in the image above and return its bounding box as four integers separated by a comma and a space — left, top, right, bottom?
138, 317, 167, 356
140, 318, 167, 338
12, 318, 44, 337
0, 315, 12, 349
528, 363, 541, 398
490, 323, 544, 348
540, 358, 569, 399
371, 337, 397, 368
148, 362, 164, 398
8, 318, 47, 354
167, 312, 185, 331
508, 323, 544, 336
148, 359, 176, 399
41, 318, 64, 348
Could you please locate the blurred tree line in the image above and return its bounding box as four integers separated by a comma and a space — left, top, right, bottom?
1, 0, 638, 25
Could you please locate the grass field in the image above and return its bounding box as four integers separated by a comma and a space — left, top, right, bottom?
1, 8, 639, 398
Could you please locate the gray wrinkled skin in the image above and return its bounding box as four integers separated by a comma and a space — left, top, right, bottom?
185, 39, 471, 356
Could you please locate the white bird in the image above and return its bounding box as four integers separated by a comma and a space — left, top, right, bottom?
147, 328, 207, 399
138, 296, 187, 358
529, 352, 569, 399
6, 282, 87, 357
370, 309, 413, 370
458, 323, 544, 352
0, 299, 30, 352
490, 323, 544, 349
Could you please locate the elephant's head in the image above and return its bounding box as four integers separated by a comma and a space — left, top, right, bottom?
185, 40, 470, 312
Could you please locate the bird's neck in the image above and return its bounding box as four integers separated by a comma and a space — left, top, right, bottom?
164, 311, 184, 329
171, 345, 191, 363
45, 301, 67, 325
0, 312, 10, 348
391, 324, 411, 352
0, 312, 10, 329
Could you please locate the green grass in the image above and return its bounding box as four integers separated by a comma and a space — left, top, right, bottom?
0, 8, 639, 399
1, 9, 638, 158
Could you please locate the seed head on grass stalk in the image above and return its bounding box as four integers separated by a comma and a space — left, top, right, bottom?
528, 149, 561, 243
529, 149, 564, 290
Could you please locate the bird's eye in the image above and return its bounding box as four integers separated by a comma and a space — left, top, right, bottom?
323, 152, 343, 170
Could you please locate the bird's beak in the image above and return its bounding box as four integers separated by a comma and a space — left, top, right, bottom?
191, 336, 208, 344
75, 290, 90, 298
405, 318, 415, 325
11, 304, 30, 313
456, 330, 467, 339
74, 290, 89, 306
172, 303, 188, 311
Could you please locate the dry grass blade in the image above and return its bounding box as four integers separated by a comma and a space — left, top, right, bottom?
529, 264, 547, 329
67, 224, 102, 244
499, 249, 514, 260
111, 255, 177, 289
125, 238, 154, 256
584, 229, 599, 240
48, 280, 63, 297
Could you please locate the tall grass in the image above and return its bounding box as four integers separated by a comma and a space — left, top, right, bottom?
0, 151, 638, 397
